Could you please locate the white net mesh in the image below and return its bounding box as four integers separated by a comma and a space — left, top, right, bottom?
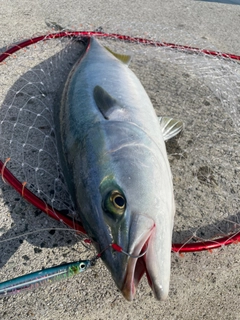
0, 37, 82, 214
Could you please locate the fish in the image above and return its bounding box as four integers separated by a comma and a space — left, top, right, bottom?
54, 37, 183, 301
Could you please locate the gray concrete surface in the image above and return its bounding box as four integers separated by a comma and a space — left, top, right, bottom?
0, 1, 240, 319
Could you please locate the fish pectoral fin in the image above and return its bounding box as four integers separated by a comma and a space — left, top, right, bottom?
93, 85, 122, 120
105, 46, 131, 65
158, 116, 183, 141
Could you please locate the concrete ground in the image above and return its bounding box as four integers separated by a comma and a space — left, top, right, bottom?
0, 1, 239, 319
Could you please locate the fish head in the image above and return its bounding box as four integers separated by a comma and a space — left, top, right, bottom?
99, 149, 174, 301
76, 122, 174, 301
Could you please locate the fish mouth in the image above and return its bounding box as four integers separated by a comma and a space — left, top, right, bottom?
99, 214, 171, 301
121, 236, 151, 301
121, 224, 170, 302
121, 223, 157, 301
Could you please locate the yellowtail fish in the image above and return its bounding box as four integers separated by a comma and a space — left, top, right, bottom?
54, 37, 182, 301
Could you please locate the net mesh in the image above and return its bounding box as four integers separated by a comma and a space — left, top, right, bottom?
0, 26, 239, 303
0, 37, 81, 215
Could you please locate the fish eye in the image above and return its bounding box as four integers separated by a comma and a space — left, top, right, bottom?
111, 192, 125, 209
103, 190, 126, 216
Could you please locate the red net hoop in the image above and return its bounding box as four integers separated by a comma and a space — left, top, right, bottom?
1, 31, 240, 253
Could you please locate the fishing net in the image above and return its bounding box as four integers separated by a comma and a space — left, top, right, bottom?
0, 23, 239, 309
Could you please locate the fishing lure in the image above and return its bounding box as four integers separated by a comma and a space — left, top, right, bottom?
0, 259, 93, 296
0, 240, 148, 297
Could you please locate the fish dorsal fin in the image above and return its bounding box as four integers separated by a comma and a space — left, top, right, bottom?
93, 85, 121, 120
105, 46, 131, 65
158, 117, 183, 141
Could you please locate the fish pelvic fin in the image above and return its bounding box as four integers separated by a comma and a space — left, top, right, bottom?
104, 46, 131, 65
158, 116, 183, 141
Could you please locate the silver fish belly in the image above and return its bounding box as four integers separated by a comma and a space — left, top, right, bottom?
54, 37, 178, 301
